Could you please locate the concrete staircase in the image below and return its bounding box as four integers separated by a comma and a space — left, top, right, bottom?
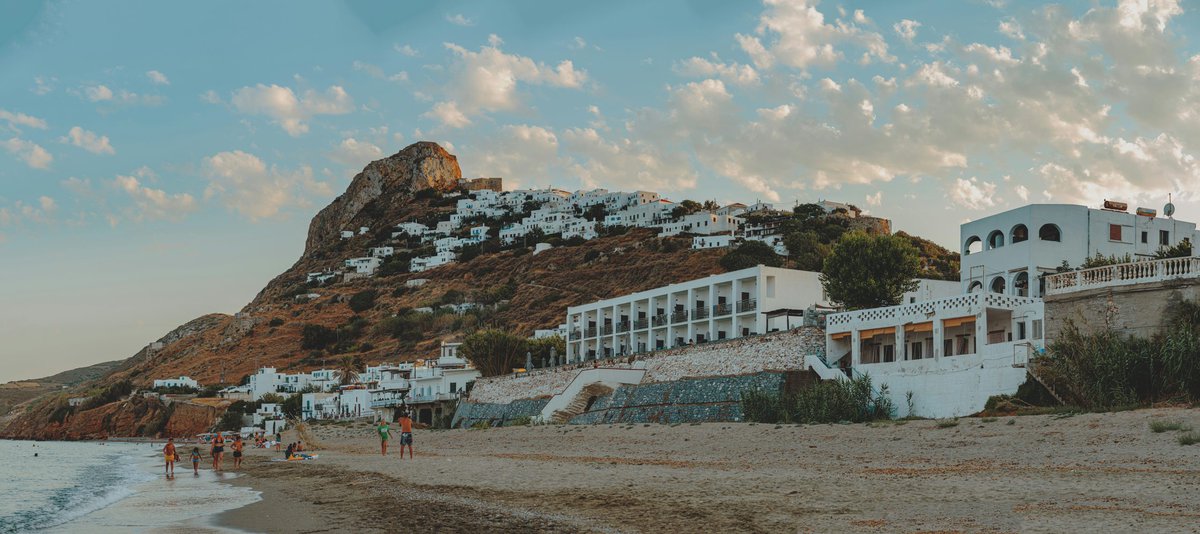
1025, 362, 1067, 405
536, 368, 646, 424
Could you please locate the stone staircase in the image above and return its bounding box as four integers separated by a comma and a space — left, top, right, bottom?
550, 383, 614, 424
1024, 362, 1067, 405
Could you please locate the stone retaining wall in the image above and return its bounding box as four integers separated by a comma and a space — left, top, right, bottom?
467, 327, 824, 404
568, 372, 788, 424
451, 398, 549, 428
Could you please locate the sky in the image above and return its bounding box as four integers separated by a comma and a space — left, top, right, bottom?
2, 0, 1199, 382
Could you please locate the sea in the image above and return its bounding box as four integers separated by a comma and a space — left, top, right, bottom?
0, 440, 260, 533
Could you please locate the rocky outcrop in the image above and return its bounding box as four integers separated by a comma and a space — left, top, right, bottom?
304, 142, 461, 255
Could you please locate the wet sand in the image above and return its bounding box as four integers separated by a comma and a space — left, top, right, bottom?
218, 408, 1200, 533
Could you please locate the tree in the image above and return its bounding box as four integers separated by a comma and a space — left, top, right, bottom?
783, 230, 830, 271
719, 241, 783, 271
793, 203, 826, 222
216, 409, 244, 432
1156, 238, 1192, 259
459, 329, 530, 377
281, 393, 303, 419
335, 355, 363, 385
671, 200, 702, 219
260, 393, 286, 405
702, 200, 720, 211
300, 324, 337, 350
348, 289, 379, 312
820, 232, 920, 310
528, 335, 566, 368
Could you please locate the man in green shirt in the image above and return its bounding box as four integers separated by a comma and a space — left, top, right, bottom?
378, 420, 391, 456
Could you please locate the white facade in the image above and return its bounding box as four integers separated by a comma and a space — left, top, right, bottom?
344, 257, 382, 275
692, 235, 737, 250
822, 292, 1044, 418
152, 376, 199, 389
369, 246, 394, 258
961, 203, 1198, 297
410, 251, 456, 273
306, 271, 340, 284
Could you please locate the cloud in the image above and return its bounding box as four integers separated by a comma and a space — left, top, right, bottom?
145, 70, 170, 85
737, 0, 893, 71
1014, 184, 1030, 201
112, 169, 196, 223
200, 90, 221, 104
470, 124, 563, 188
60, 126, 115, 155
230, 84, 354, 136
948, 178, 998, 210
0, 109, 48, 131
675, 56, 760, 86
203, 150, 331, 220
84, 84, 113, 101
561, 127, 698, 193
394, 44, 419, 56
445, 13, 473, 26
31, 76, 54, 95
894, 19, 921, 42
1, 138, 52, 169
329, 137, 383, 167
426, 41, 588, 127
865, 191, 882, 206
352, 61, 408, 83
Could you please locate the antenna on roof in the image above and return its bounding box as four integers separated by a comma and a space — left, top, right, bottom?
1164, 194, 1176, 219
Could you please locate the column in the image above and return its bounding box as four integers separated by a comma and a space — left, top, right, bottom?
686, 288, 696, 343
732, 278, 743, 338
708, 282, 717, 341
934, 319, 944, 360
851, 330, 862, 367
895, 325, 906, 362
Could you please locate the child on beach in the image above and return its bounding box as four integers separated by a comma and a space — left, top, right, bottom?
190, 447, 202, 475
398, 412, 414, 460
378, 420, 390, 456
232, 435, 244, 469
162, 438, 176, 477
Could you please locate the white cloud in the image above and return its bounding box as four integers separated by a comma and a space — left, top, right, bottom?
445, 13, 473, 26
84, 85, 113, 102
676, 56, 760, 86
112, 170, 196, 223
145, 70, 170, 85
203, 150, 331, 220
329, 138, 383, 168
1014, 184, 1030, 201
352, 61, 408, 83
38, 196, 56, 213
948, 177, 998, 210
32, 76, 54, 95
60, 126, 115, 155
230, 84, 354, 136
394, 44, 419, 56
200, 90, 221, 104
738, 0, 893, 71
470, 124, 562, 189
426, 42, 587, 128
0, 109, 48, 131
1, 138, 52, 169
894, 19, 921, 42
865, 191, 882, 206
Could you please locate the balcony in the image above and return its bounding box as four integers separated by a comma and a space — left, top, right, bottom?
713, 303, 733, 317
601, 324, 614, 335
693, 307, 709, 320
369, 391, 410, 408
633, 318, 649, 330
652, 315, 669, 327
616, 321, 630, 333
737, 298, 757, 313
1044, 256, 1200, 296
671, 310, 689, 323
569, 330, 582, 340
584, 327, 598, 338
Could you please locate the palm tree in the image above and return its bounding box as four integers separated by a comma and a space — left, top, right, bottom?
336, 355, 362, 386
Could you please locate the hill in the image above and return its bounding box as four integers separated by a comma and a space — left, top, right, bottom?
0, 141, 961, 440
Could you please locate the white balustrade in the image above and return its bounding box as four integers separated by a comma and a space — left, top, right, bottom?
1043, 256, 1200, 296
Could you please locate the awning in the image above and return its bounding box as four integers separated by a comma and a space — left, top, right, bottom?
941, 316, 977, 328
904, 322, 934, 333
830, 332, 851, 340
859, 327, 896, 338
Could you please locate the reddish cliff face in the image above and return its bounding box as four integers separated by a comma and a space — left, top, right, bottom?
2, 394, 226, 440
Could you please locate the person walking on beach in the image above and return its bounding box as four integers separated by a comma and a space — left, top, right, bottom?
190, 447, 202, 475
162, 438, 177, 477
398, 412, 414, 460
232, 434, 244, 469
377, 419, 391, 456
211, 432, 225, 471
275, 431, 282, 450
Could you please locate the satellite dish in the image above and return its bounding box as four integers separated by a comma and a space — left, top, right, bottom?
1164, 202, 1176, 218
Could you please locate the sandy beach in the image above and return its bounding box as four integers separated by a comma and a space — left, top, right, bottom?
218, 408, 1200, 533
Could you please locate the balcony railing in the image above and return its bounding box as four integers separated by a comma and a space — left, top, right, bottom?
671, 311, 689, 323
601, 324, 614, 335
652, 315, 669, 327
633, 318, 649, 330
737, 298, 757, 313
569, 330, 582, 340
1044, 256, 1200, 296
616, 321, 630, 333
713, 303, 733, 316
584, 327, 597, 338
693, 307, 709, 320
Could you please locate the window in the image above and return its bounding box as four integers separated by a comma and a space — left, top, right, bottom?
987, 230, 1005, 249
965, 236, 982, 255
1160, 230, 1170, 246
883, 345, 895, 363
1011, 224, 1029, 243
1017, 321, 1027, 341
957, 336, 972, 355
944, 339, 954, 357
1141, 231, 1148, 244
1109, 224, 1122, 241
1032, 319, 1043, 339
990, 276, 1006, 294
1038, 224, 1061, 242
911, 342, 923, 360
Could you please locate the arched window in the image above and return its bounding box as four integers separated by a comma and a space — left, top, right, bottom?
1013, 271, 1029, 297
1039, 224, 1061, 242
990, 276, 1006, 294
1011, 224, 1029, 243
968, 281, 983, 293
987, 230, 1005, 250
965, 236, 982, 255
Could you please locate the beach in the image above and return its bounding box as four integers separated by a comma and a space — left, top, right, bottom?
216, 407, 1200, 533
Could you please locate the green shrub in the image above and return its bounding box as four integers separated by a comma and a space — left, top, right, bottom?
741, 375, 893, 424
1178, 431, 1200, 446
348, 289, 379, 312
936, 419, 960, 428
268, 317, 285, 327
507, 416, 532, 427
217, 409, 244, 432
1150, 420, 1190, 433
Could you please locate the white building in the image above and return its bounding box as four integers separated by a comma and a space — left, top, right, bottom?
392, 222, 429, 238
152, 376, 200, 389
692, 235, 737, 250
960, 203, 1198, 297
821, 292, 1044, 418
566, 265, 957, 361
534, 324, 568, 339
410, 251, 456, 273
369, 246, 394, 258
306, 271, 340, 284
340, 230, 354, 239
344, 257, 382, 275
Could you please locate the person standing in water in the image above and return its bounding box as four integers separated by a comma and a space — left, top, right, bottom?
231, 434, 244, 469
398, 411, 414, 460
190, 447, 202, 475
211, 432, 225, 471
377, 419, 391, 456
162, 438, 176, 477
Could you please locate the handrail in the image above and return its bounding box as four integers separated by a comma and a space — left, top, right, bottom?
1044, 256, 1200, 296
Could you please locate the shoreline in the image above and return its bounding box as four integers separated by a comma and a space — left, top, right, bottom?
209, 408, 1200, 533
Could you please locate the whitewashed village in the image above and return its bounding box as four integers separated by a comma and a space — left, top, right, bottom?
146, 175, 1200, 436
